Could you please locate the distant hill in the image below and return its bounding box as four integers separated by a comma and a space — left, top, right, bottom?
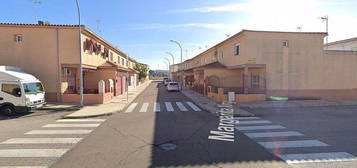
149, 70, 169, 77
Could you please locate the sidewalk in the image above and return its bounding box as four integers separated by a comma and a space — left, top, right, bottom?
63, 80, 152, 118
238, 99, 357, 108
180, 87, 254, 117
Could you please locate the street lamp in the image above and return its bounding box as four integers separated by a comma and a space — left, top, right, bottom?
165, 52, 175, 65
75, 0, 83, 106
170, 40, 183, 90
320, 15, 329, 44
163, 61, 169, 71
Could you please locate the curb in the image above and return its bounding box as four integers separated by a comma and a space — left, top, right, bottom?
181, 88, 255, 117
62, 81, 152, 119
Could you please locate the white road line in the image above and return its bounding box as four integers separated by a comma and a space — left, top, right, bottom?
1, 138, 82, 144
236, 120, 272, 125
42, 124, 100, 128
236, 125, 286, 131
233, 117, 261, 120
176, 102, 188, 112
25, 130, 92, 135
0, 149, 68, 157
56, 119, 106, 122
125, 103, 138, 113
279, 152, 357, 164
139, 103, 149, 112
186, 102, 201, 111
258, 140, 328, 149
165, 102, 174, 112
245, 131, 304, 138
154, 103, 160, 112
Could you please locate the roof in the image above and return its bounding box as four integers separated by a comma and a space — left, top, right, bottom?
326, 37, 357, 46
0, 66, 39, 82
182, 29, 327, 64
0, 22, 140, 64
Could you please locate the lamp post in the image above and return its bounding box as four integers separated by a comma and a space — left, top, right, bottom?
163, 61, 169, 71
75, 0, 83, 106
320, 15, 329, 44
165, 52, 175, 65
170, 40, 183, 90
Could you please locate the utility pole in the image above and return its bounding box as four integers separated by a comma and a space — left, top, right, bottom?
75, 0, 84, 106
126, 54, 129, 103
320, 15, 329, 44
170, 40, 183, 90
165, 52, 175, 65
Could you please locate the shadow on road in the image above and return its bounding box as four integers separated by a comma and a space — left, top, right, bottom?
149, 81, 288, 168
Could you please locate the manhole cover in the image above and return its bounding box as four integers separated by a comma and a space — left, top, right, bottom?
159, 143, 177, 151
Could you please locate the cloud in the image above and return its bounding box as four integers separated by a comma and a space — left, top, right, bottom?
167, 0, 347, 13
128, 23, 240, 30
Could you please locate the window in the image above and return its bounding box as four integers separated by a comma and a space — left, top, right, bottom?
14, 34, 23, 42
110, 52, 114, 61
251, 74, 260, 88
1, 83, 21, 97
220, 51, 224, 59
282, 40, 289, 47
23, 82, 44, 94
63, 68, 70, 75
235, 44, 240, 55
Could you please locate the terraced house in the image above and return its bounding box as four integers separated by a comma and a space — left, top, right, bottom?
171, 30, 357, 102
0, 22, 141, 104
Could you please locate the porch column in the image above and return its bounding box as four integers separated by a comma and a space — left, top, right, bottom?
243, 66, 249, 94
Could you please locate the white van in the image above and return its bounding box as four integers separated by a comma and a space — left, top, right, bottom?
0, 66, 46, 115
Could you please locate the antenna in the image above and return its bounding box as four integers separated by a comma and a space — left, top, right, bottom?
296, 25, 302, 31
225, 34, 231, 37
32, 0, 42, 22
96, 19, 102, 33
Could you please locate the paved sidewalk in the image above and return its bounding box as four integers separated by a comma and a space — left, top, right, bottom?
63, 80, 152, 118
239, 99, 357, 108
181, 87, 254, 117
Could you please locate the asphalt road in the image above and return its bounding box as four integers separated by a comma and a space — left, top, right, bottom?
244, 106, 357, 168
51, 81, 290, 168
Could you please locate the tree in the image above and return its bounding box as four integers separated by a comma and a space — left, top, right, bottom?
134, 63, 149, 79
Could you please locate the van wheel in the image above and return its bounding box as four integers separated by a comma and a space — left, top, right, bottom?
1, 106, 16, 116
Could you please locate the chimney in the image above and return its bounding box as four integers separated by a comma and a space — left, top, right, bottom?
38, 21, 44, 25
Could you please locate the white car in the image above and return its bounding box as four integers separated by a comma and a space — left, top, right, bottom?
164, 79, 171, 86
167, 82, 179, 92
0, 66, 46, 115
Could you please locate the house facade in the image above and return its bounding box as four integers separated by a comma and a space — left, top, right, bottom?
171, 30, 357, 102
0, 23, 141, 104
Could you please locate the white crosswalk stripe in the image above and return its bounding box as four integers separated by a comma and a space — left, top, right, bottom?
125, 103, 138, 113
244, 131, 304, 138
236, 120, 272, 125
43, 124, 100, 128
186, 102, 201, 111
154, 103, 160, 112
25, 130, 92, 135
236, 125, 286, 131
165, 102, 174, 112
139, 103, 149, 112
56, 119, 106, 122
1, 138, 82, 144
176, 102, 188, 112
258, 140, 328, 149
0, 149, 68, 157
233, 117, 261, 120
279, 152, 357, 163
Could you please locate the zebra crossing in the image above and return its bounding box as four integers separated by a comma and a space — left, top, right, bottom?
234, 117, 357, 164
0, 118, 106, 168
124, 101, 202, 113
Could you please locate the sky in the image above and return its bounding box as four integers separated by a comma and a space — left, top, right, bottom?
1, 0, 357, 70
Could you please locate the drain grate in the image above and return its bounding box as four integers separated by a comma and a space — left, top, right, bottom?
159, 143, 177, 151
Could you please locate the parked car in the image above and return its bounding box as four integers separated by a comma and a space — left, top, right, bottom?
167, 82, 179, 92
164, 79, 171, 86
162, 77, 168, 84
0, 66, 46, 115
